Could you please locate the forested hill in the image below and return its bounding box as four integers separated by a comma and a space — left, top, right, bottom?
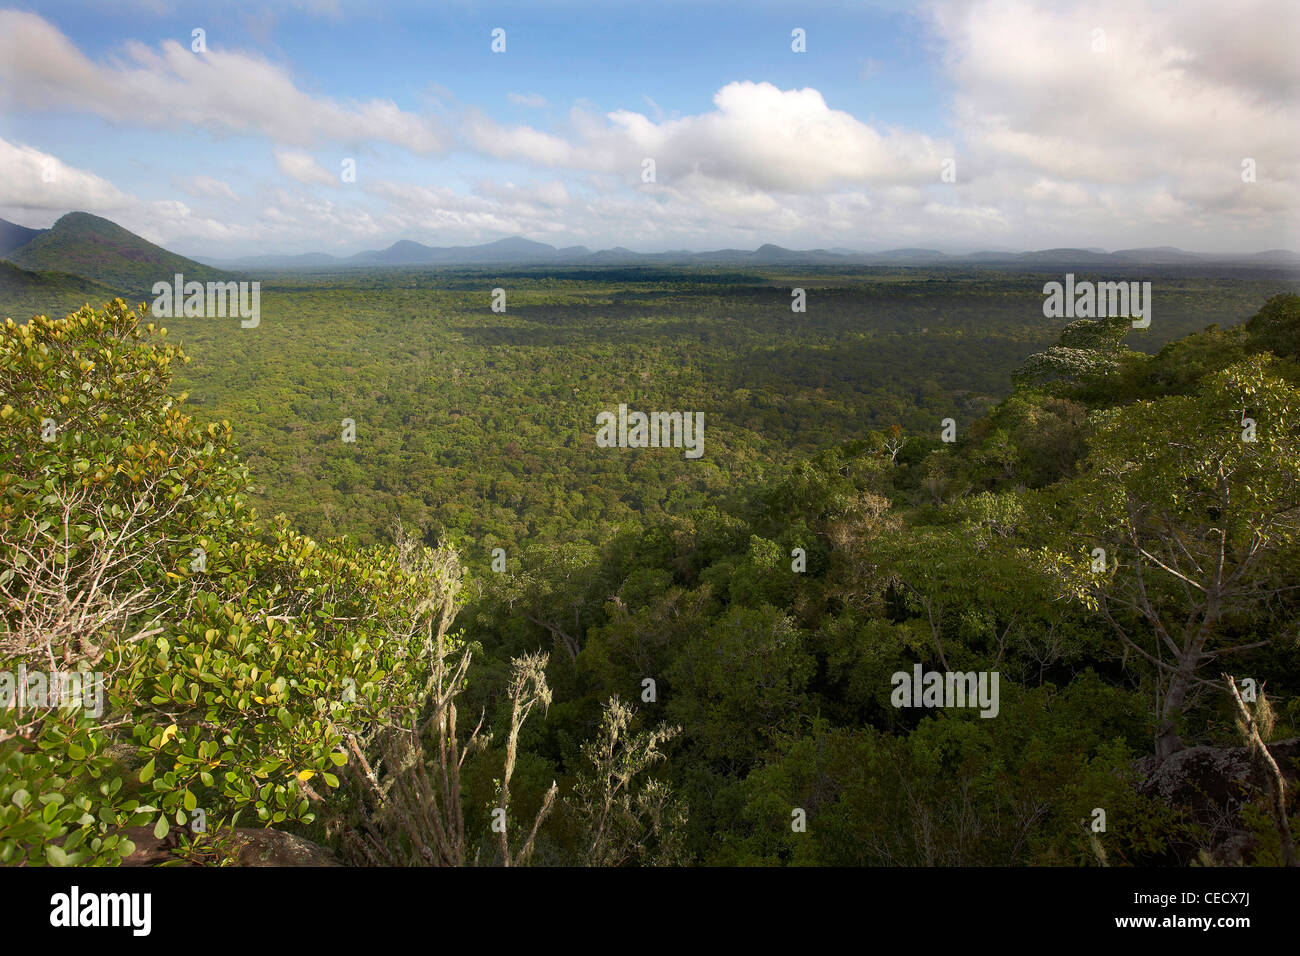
2, 289, 1297, 867
2, 211, 229, 296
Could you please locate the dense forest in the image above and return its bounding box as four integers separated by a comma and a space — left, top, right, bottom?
1, 269, 1298, 866
161, 266, 1295, 554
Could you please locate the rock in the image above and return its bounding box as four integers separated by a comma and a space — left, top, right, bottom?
228, 828, 341, 867
1135, 738, 1299, 865
120, 826, 177, 866
120, 826, 340, 867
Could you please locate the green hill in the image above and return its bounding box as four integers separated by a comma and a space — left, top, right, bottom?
0, 259, 127, 322
5, 211, 230, 295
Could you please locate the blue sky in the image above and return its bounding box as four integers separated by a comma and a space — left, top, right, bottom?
44, 1, 943, 123
0, 0, 1295, 256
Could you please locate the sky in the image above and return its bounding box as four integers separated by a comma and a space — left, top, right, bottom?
0, 0, 1296, 257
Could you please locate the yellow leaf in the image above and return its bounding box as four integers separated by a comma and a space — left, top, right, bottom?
297, 770, 315, 782
160, 723, 178, 744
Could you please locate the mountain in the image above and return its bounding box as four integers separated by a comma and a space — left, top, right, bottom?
751, 243, 833, 263
236, 237, 1300, 270
1015, 247, 1116, 263
3, 212, 229, 294
347, 235, 578, 266
1242, 250, 1300, 266
351, 239, 438, 265
5, 213, 1297, 277
472, 236, 566, 260
961, 250, 1023, 262
0, 218, 46, 257
587, 246, 642, 263
1111, 246, 1205, 264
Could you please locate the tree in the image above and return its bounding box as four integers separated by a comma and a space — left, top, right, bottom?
571, 696, 686, 866
1040, 356, 1300, 758
0, 302, 504, 865
1013, 315, 1136, 390
483, 540, 603, 664
0, 302, 251, 863
1244, 292, 1300, 363
329, 523, 558, 866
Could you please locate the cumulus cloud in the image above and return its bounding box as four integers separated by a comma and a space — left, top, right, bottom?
362, 180, 566, 238
464, 111, 576, 166
466, 81, 952, 193
124, 198, 248, 245
2, 1, 1294, 253
926, 0, 1299, 239
0, 10, 447, 153
452, 1, 1298, 248
474, 179, 570, 209
0, 137, 133, 214
0, 138, 252, 246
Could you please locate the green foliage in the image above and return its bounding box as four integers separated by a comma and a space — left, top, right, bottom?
1245, 292, 1300, 362
721, 677, 1173, 867
4, 275, 1298, 867
0, 301, 474, 863
1013, 315, 1137, 389
570, 696, 686, 866
0, 711, 136, 866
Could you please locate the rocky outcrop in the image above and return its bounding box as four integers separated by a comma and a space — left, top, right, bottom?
1136, 738, 1299, 865
120, 826, 341, 867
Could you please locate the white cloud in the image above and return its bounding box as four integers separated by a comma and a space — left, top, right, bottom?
0, 137, 133, 214
466, 81, 952, 193
2, 2, 1294, 253
474, 178, 570, 209
125, 199, 246, 245
464, 111, 576, 166
0, 10, 447, 153
926, 0, 1299, 243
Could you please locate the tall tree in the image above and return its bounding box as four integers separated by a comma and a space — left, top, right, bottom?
1040, 356, 1300, 758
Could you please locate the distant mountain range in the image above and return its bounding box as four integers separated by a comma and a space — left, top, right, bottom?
196, 237, 1300, 270
1, 214, 1297, 294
